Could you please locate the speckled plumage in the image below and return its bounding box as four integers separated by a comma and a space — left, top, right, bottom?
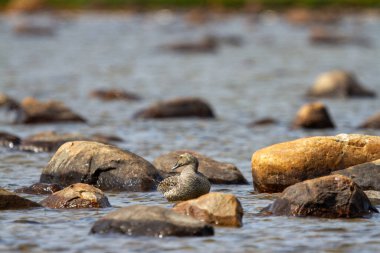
158, 153, 211, 201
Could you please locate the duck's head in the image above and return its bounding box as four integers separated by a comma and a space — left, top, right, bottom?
171, 153, 199, 171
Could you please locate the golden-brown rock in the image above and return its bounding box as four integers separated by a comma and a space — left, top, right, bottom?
252, 134, 380, 193
40, 183, 111, 208
173, 192, 243, 227
1, 188, 41, 210
292, 102, 334, 129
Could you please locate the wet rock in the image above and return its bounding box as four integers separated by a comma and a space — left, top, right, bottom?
0, 93, 20, 110
134, 97, 215, 119
40, 183, 111, 208
306, 70, 376, 98
285, 8, 340, 26
40, 141, 161, 191
161, 36, 218, 54
261, 175, 378, 218
13, 22, 55, 37
332, 159, 380, 191
173, 192, 243, 227
90, 133, 123, 143
292, 102, 335, 129
309, 26, 370, 47
358, 112, 380, 129
252, 134, 380, 193
0, 132, 21, 149
154, 150, 247, 184
0, 188, 41, 210
90, 89, 141, 101
90, 205, 214, 237
7, 0, 46, 13
15, 97, 86, 124
248, 117, 278, 127
364, 190, 380, 206
15, 183, 63, 195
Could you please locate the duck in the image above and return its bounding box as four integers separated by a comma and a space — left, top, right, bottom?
158, 153, 211, 201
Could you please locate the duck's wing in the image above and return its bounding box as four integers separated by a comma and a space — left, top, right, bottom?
157, 175, 179, 193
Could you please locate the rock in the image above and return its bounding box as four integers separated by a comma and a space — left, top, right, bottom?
252, 134, 380, 193
173, 192, 243, 227
306, 70, 376, 98
15, 183, 63, 195
309, 27, 370, 47
15, 97, 86, 124
285, 8, 340, 26
248, 118, 278, 127
90, 89, 141, 101
7, 0, 46, 13
134, 97, 215, 119
364, 190, 380, 206
332, 159, 380, 191
90, 133, 123, 143
161, 36, 218, 54
90, 205, 214, 237
0, 93, 20, 110
358, 112, 380, 129
40, 183, 111, 208
292, 102, 335, 129
13, 22, 55, 37
40, 141, 161, 191
0, 188, 41, 210
154, 150, 247, 184
261, 175, 378, 218
0, 132, 21, 149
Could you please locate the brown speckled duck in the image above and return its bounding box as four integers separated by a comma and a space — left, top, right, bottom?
158, 153, 211, 201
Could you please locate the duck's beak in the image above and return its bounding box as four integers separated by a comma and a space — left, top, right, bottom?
171, 162, 181, 171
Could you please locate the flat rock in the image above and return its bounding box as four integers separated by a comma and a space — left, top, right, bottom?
154, 150, 247, 184
40, 141, 161, 191
134, 97, 215, 119
306, 70, 375, 98
248, 117, 278, 127
90, 205, 214, 237
15, 97, 86, 124
261, 175, 378, 218
90, 89, 140, 101
161, 36, 218, 54
0, 188, 41, 210
173, 192, 243, 227
40, 183, 111, 208
292, 102, 335, 129
15, 183, 63, 195
252, 134, 380, 193
332, 159, 380, 191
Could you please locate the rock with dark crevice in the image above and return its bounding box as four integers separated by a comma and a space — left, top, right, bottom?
261, 175, 378, 218
134, 97, 215, 119
15, 183, 63, 195
154, 150, 247, 184
292, 102, 335, 129
0, 188, 42, 210
40, 141, 161, 191
40, 183, 111, 208
90, 205, 214, 237
90, 89, 141, 101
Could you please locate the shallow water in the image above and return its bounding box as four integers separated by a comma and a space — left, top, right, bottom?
1, 11, 380, 253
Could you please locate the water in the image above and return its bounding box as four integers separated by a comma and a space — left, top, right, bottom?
1, 11, 380, 253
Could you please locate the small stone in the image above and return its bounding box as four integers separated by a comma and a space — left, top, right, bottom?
292, 102, 335, 129
0, 188, 41, 210
358, 112, 380, 129
40, 183, 111, 208
90, 89, 141, 101
248, 118, 278, 127
90, 205, 214, 237
15, 183, 63, 195
161, 36, 218, 54
0, 132, 21, 149
173, 192, 243, 227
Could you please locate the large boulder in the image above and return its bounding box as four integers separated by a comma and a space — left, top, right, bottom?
40, 141, 161, 191
332, 159, 380, 191
292, 102, 335, 129
15, 97, 86, 124
261, 175, 378, 218
90, 89, 140, 101
252, 134, 380, 193
90, 205, 214, 237
154, 150, 248, 184
15, 183, 63, 195
173, 192, 243, 227
306, 70, 375, 98
134, 97, 215, 119
0, 188, 41, 210
40, 183, 111, 208
358, 112, 380, 129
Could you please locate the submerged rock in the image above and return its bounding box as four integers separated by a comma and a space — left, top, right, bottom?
306, 70, 375, 98
161, 36, 218, 54
332, 159, 380, 191
15, 97, 86, 124
309, 27, 370, 47
248, 117, 278, 127
173, 192, 243, 227
0, 132, 21, 149
0, 188, 41, 210
40, 183, 111, 208
252, 134, 380, 193
134, 97, 215, 119
154, 150, 247, 184
90, 89, 141, 101
261, 175, 378, 218
292, 102, 335, 129
358, 112, 380, 129
15, 183, 63, 195
90, 205, 214, 237
40, 141, 160, 191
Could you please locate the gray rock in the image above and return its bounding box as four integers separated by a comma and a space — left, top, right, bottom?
90, 205, 214, 237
